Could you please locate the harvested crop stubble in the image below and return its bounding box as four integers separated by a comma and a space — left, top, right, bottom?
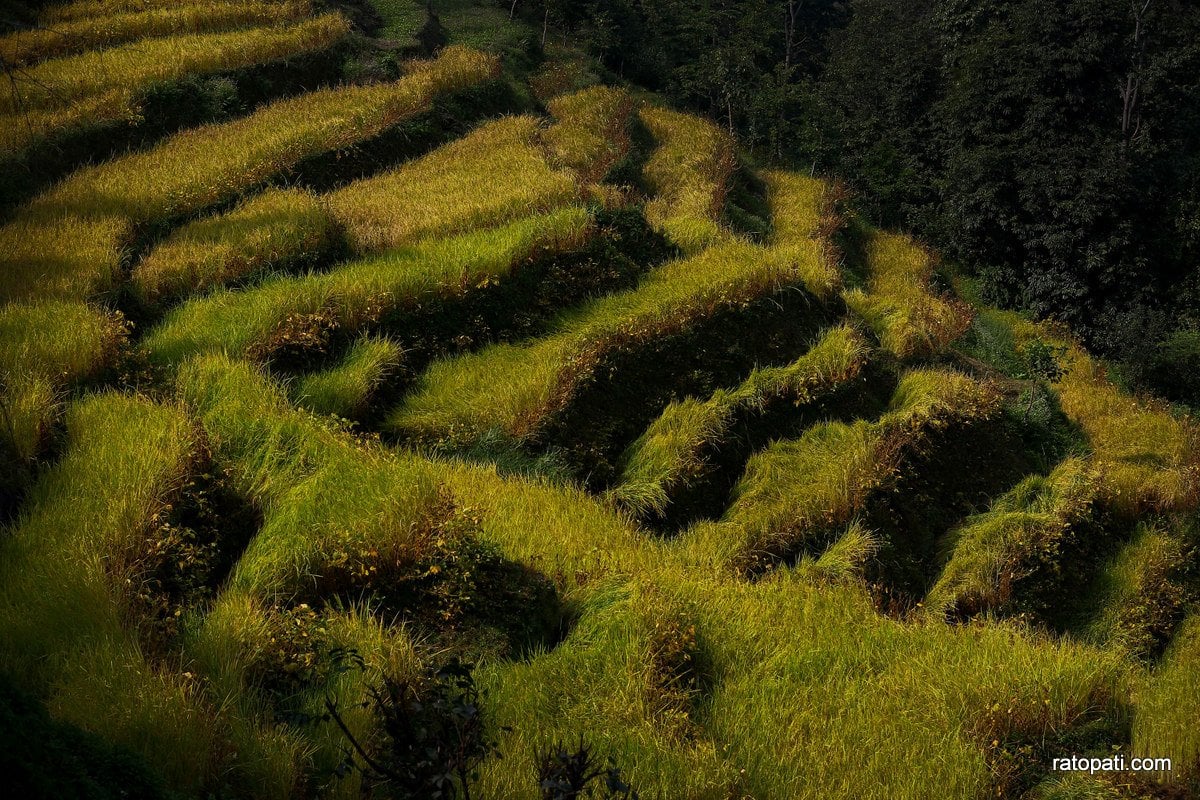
843, 228, 972, 358
325, 115, 581, 253
0, 14, 349, 116
389, 233, 838, 446
0, 44, 499, 303
706, 368, 1001, 572
542, 85, 635, 184
131, 187, 338, 307
611, 324, 871, 519
144, 208, 591, 365
639, 105, 735, 253
924, 457, 1100, 622
0, 1, 310, 66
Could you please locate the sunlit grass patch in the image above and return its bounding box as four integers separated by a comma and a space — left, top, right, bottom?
844, 228, 972, 358
390, 236, 834, 446
610, 324, 870, 519
543, 85, 635, 184
640, 105, 734, 253
144, 208, 591, 365
924, 458, 1101, 622
0, 1, 309, 66
1055, 353, 1199, 515
705, 368, 1000, 572
0, 13, 349, 117
1082, 521, 1195, 660
131, 187, 338, 308
293, 334, 404, 419
0, 44, 499, 302
0, 301, 127, 463
326, 115, 580, 253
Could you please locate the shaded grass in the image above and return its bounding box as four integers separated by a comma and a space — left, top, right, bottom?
0, 394, 222, 792
0, 301, 127, 493
925, 458, 1103, 624
695, 368, 1001, 574
1133, 612, 1200, 786
0, 44, 499, 303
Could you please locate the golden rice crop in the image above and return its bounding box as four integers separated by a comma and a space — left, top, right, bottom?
325, 115, 580, 253
131, 187, 337, 307
42, 0, 297, 22
0, 1, 309, 66
0, 90, 139, 156
0, 44, 499, 303
0, 14, 349, 115
543, 85, 634, 184
639, 105, 735, 253
704, 368, 1000, 572
843, 228, 972, 358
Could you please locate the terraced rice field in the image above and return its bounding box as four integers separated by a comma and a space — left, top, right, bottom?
1, 3, 1197, 799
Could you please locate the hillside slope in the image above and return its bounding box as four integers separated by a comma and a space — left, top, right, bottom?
1, 3, 1197, 799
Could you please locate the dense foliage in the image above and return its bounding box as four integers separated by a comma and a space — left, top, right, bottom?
515, 0, 1200, 406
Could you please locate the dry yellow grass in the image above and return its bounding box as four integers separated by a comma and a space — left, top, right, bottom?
542, 85, 634, 184
0, 1, 309, 66
640, 105, 734, 253
325, 115, 580, 253
0, 45, 499, 303
844, 228, 972, 358
1056, 351, 1199, 515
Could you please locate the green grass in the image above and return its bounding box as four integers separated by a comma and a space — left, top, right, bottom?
293, 334, 404, 418
693, 368, 1001, 573
543, 85, 634, 184
0, 44, 498, 303
1134, 612, 1200, 785
0, 301, 126, 462
0, 394, 220, 791
610, 324, 870, 519
924, 458, 1100, 622
131, 187, 338, 308
143, 207, 592, 365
